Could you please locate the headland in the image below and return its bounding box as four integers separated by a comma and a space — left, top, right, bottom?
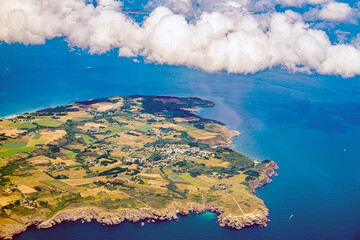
0, 95, 277, 239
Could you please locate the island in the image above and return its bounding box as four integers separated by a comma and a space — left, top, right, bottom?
0, 95, 278, 239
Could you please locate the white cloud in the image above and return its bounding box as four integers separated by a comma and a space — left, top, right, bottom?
305, 2, 356, 22
276, 0, 331, 7
351, 34, 360, 49
0, 0, 359, 77
317, 2, 353, 21
320, 45, 360, 76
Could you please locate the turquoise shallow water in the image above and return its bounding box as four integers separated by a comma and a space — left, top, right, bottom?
1, 39, 360, 239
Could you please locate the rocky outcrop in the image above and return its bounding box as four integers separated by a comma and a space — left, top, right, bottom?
225, 130, 241, 147
218, 208, 270, 229
0, 214, 45, 240
0, 200, 271, 239
37, 206, 180, 229
250, 162, 279, 193
36, 201, 270, 232
0, 162, 278, 240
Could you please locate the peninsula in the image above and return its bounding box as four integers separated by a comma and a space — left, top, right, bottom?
0, 95, 278, 239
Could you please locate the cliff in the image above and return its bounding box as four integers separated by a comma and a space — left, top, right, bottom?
0, 201, 271, 239
250, 162, 279, 193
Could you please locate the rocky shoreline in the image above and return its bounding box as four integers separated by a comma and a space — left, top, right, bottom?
0, 162, 278, 240
0, 161, 278, 240
251, 161, 279, 193
0, 200, 272, 240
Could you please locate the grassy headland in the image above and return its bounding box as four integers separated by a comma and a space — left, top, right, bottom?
0, 95, 277, 239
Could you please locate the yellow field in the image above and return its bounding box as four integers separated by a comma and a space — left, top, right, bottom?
27, 140, 46, 147
188, 130, 218, 140
48, 157, 77, 166
176, 183, 198, 192
38, 129, 66, 144
147, 180, 168, 187
17, 184, 37, 194
27, 155, 51, 165
60, 177, 106, 186
8, 170, 53, 186
0, 195, 22, 207
107, 190, 131, 200
62, 168, 87, 179
138, 173, 163, 179
194, 157, 229, 168
177, 174, 212, 188
197, 175, 219, 185
173, 117, 189, 122
107, 132, 154, 148
57, 111, 92, 122
66, 144, 87, 151
80, 187, 108, 198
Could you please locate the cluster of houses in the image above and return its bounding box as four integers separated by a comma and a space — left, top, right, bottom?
122, 144, 211, 170
146, 144, 210, 160
88, 126, 104, 133
211, 184, 230, 190
99, 143, 118, 153
212, 172, 231, 179
148, 128, 173, 138
19, 194, 37, 207
86, 158, 100, 167
138, 114, 161, 122
48, 162, 67, 171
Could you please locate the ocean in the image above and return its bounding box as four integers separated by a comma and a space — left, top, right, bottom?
1, 38, 360, 240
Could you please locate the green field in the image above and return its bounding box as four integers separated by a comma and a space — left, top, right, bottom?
33, 134, 41, 139
1, 141, 27, 149
7, 122, 36, 130
34, 120, 63, 127
82, 135, 95, 144
170, 175, 185, 182
0, 147, 36, 157
64, 151, 77, 159
117, 174, 132, 179
137, 124, 153, 132
28, 140, 46, 147
6, 123, 22, 128
40, 180, 70, 188
179, 174, 212, 187
18, 123, 36, 129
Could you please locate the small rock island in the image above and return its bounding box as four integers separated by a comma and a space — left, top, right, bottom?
0, 95, 278, 239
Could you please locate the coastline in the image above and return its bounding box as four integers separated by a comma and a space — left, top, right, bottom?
0, 162, 278, 240
1, 95, 209, 119
0, 103, 72, 119
250, 161, 279, 193
0, 96, 279, 239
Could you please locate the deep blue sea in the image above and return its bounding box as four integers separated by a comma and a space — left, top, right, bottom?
1, 38, 360, 240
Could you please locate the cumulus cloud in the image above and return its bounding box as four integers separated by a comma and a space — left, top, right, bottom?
0, 0, 360, 77
318, 2, 353, 21
305, 2, 354, 21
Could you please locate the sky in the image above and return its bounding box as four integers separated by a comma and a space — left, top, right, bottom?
0, 0, 359, 77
